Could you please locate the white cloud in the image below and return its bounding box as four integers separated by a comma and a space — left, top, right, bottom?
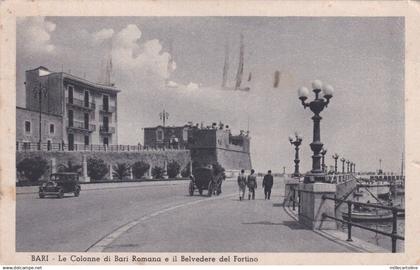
17, 17, 57, 54
92, 28, 114, 45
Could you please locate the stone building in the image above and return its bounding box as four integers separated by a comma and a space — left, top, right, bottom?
17, 66, 121, 150
143, 123, 252, 171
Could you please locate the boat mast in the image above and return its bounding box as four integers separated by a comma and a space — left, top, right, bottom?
235, 34, 244, 90
222, 40, 230, 89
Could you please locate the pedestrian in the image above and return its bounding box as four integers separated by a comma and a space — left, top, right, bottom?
262, 170, 274, 200
237, 169, 247, 201
247, 169, 257, 200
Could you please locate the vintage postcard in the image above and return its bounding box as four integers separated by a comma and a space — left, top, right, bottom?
1, 0, 420, 266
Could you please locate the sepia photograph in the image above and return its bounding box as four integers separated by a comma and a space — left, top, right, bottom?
1, 0, 420, 266
14, 16, 405, 253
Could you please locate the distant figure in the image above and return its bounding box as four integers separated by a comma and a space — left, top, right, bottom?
247, 169, 257, 200
237, 169, 247, 201
262, 170, 274, 200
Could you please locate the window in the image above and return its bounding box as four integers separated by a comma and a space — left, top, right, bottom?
156, 129, 164, 141
24, 121, 31, 134
68, 86, 74, 104
49, 123, 55, 134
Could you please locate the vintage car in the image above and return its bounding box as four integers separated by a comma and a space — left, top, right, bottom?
39, 172, 81, 198
189, 167, 225, 197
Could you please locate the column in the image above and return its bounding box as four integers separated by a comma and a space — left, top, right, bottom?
109, 164, 113, 180
51, 158, 57, 174
81, 155, 90, 182
130, 167, 133, 180
298, 182, 337, 230
163, 160, 168, 179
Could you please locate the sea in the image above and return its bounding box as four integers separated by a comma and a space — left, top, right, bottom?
337, 185, 405, 252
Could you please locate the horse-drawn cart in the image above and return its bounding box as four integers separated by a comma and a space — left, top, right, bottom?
188, 167, 224, 197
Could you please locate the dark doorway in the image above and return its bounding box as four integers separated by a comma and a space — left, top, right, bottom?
103, 116, 109, 132
68, 110, 74, 127
68, 87, 73, 104
103, 137, 109, 146
68, 134, 74, 151
103, 95, 109, 111
84, 90, 89, 107
84, 135, 89, 146
84, 113, 89, 130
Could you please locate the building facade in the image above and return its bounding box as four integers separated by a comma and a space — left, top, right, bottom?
144, 123, 252, 171
17, 66, 121, 150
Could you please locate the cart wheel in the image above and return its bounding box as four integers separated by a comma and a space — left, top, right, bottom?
207, 182, 213, 197
189, 181, 194, 196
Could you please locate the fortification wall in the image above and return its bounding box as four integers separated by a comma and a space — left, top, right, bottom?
216, 148, 252, 171
16, 150, 191, 181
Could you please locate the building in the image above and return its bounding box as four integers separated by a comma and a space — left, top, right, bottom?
17, 66, 121, 150
144, 122, 252, 171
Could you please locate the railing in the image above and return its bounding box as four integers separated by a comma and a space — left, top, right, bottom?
66, 97, 96, 110
324, 173, 353, 183
69, 121, 96, 132
99, 125, 116, 134
16, 142, 188, 152
99, 105, 116, 113
322, 196, 405, 253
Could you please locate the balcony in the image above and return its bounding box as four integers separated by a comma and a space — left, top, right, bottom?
99, 105, 116, 114
66, 97, 96, 111
68, 120, 96, 133
99, 125, 115, 135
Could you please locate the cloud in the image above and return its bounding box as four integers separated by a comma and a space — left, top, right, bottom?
92, 28, 114, 45
17, 17, 56, 54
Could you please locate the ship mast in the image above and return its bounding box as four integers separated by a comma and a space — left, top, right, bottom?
401, 151, 404, 176
222, 40, 230, 89
235, 34, 244, 90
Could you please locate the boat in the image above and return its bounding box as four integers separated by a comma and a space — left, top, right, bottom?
341, 209, 394, 222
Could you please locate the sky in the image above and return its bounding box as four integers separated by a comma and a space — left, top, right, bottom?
16, 17, 405, 173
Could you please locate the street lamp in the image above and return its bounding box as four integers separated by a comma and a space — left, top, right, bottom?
289, 132, 303, 178
332, 153, 339, 174
298, 80, 334, 183
340, 158, 346, 174
33, 82, 48, 150
346, 160, 350, 173
321, 148, 327, 173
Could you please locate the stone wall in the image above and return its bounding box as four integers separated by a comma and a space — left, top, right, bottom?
16, 150, 191, 181
216, 148, 252, 171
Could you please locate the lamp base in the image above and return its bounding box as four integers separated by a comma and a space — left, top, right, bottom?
304, 172, 327, 183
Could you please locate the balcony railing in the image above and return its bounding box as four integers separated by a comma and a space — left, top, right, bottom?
66, 97, 96, 110
68, 120, 96, 132
99, 125, 115, 134
99, 105, 116, 113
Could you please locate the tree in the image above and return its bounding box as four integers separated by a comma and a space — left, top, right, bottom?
167, 161, 181, 178
17, 157, 49, 182
87, 158, 109, 181
151, 166, 165, 179
132, 161, 150, 179
112, 163, 130, 180
57, 160, 82, 175
181, 162, 191, 177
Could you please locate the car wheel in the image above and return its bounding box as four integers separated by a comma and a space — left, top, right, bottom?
39, 193, 45, 199
58, 190, 64, 199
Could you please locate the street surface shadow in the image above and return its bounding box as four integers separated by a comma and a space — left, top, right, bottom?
242, 220, 306, 230
272, 203, 284, 207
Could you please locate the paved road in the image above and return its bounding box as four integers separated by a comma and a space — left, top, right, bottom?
16, 177, 354, 252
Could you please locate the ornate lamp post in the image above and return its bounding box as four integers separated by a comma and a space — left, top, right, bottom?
321, 148, 327, 172
298, 80, 334, 183
353, 163, 356, 173
332, 153, 339, 174
289, 132, 303, 178
340, 158, 346, 174
346, 160, 350, 173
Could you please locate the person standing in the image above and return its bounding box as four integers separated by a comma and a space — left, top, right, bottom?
262, 170, 274, 200
247, 169, 257, 200
237, 169, 247, 201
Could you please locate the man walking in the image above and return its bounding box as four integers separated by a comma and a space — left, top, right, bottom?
247, 169, 257, 200
237, 169, 247, 201
262, 170, 274, 200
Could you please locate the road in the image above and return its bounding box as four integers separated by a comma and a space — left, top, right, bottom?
16, 177, 355, 252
